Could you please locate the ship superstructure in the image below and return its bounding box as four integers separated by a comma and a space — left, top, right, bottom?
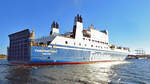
8, 14, 130, 65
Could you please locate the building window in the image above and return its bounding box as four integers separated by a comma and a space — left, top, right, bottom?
65, 41, 68, 44
74, 42, 75, 45
85, 44, 87, 46
91, 45, 93, 47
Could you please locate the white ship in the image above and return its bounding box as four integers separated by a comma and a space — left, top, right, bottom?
8, 14, 130, 65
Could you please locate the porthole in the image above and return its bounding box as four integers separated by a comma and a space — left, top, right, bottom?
79, 43, 81, 46
65, 41, 68, 44
48, 57, 50, 60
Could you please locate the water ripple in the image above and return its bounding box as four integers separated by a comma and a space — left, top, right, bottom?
0, 59, 150, 84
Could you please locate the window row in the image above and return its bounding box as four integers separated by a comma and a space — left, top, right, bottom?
65, 41, 109, 49
83, 38, 108, 45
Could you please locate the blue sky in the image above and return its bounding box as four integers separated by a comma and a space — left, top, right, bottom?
0, 0, 150, 54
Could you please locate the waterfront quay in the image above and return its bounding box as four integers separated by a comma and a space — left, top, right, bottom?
128, 55, 150, 59
0, 54, 6, 59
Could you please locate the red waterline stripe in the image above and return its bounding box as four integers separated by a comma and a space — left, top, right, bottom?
10, 60, 125, 66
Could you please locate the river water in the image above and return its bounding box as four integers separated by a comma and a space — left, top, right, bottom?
0, 59, 150, 84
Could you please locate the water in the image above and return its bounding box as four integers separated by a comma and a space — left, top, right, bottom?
0, 59, 150, 84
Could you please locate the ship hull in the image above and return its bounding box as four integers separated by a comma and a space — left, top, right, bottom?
10, 60, 125, 66
8, 44, 128, 66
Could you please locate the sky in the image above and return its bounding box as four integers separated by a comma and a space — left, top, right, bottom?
0, 0, 150, 54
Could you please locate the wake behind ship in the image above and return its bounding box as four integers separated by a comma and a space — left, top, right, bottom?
7, 14, 130, 65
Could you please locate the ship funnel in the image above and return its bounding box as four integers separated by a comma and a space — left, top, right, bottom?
50, 21, 59, 35
51, 21, 56, 28
73, 14, 83, 40
74, 14, 83, 24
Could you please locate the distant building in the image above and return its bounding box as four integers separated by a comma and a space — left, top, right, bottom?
0, 54, 6, 59
135, 49, 145, 55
